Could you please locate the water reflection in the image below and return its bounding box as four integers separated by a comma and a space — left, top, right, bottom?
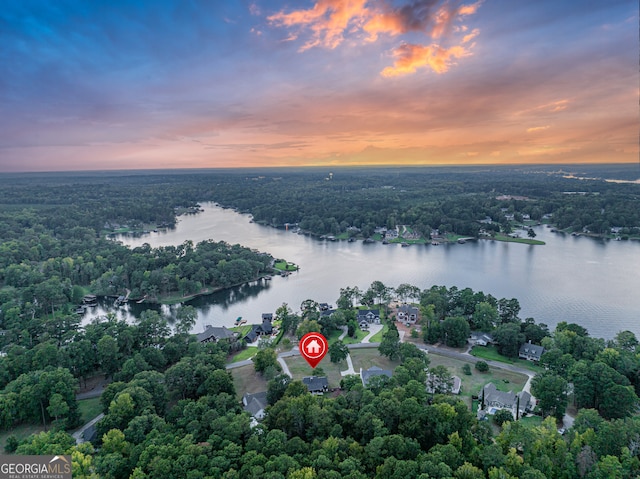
187, 280, 272, 313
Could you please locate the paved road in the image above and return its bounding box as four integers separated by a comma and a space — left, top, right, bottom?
277, 357, 293, 378
340, 353, 356, 376
76, 377, 110, 400
224, 337, 542, 411
71, 413, 104, 445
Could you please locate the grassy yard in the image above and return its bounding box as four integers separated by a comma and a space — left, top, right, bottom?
519, 415, 544, 427
230, 364, 269, 400
274, 261, 298, 271
0, 423, 44, 452
326, 327, 368, 345
230, 324, 254, 337
368, 324, 388, 343
348, 348, 401, 373
492, 233, 546, 245
78, 397, 103, 423
229, 347, 258, 363
470, 345, 544, 373
284, 356, 347, 389
426, 352, 528, 397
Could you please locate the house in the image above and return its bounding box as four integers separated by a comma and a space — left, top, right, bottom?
469, 331, 494, 346
358, 319, 370, 331
385, 228, 399, 239
242, 391, 269, 423
519, 341, 545, 362
397, 304, 419, 325
426, 372, 462, 395
319, 303, 330, 311
243, 314, 275, 343
303, 376, 329, 394
196, 325, 237, 343
357, 309, 380, 324
360, 366, 393, 387
480, 382, 531, 418
259, 316, 273, 335
320, 308, 337, 318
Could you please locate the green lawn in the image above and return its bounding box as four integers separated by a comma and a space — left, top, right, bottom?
470, 346, 544, 373
284, 356, 346, 388
274, 261, 298, 271
230, 325, 254, 337
0, 423, 44, 452
519, 415, 544, 427
426, 352, 528, 397
492, 233, 546, 245
343, 328, 369, 345
230, 347, 258, 363
368, 324, 388, 343
78, 397, 103, 423
326, 327, 368, 345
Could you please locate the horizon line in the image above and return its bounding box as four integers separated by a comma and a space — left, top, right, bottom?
1, 161, 638, 175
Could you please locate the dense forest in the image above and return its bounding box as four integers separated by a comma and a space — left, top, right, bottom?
0, 165, 639, 478
2, 282, 640, 478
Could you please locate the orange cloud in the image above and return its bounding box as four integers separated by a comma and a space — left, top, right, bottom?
462, 28, 479, 44
526, 125, 551, 133
268, 0, 369, 51
381, 42, 470, 76
269, 0, 482, 74
430, 0, 481, 39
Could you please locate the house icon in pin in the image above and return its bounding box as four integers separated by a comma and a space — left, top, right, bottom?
306, 339, 321, 355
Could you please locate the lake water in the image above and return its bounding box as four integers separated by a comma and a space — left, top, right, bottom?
102, 202, 639, 340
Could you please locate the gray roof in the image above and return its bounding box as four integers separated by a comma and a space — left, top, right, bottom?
397, 305, 419, 314
482, 383, 530, 411
242, 391, 268, 417
196, 325, 236, 343
519, 342, 545, 359
302, 376, 329, 392
244, 328, 258, 342
360, 366, 393, 387
470, 331, 494, 342
357, 309, 380, 319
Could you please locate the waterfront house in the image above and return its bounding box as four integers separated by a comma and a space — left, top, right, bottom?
397, 304, 419, 325
196, 325, 237, 344
469, 331, 494, 346
357, 309, 380, 324
243, 316, 274, 343
518, 341, 545, 361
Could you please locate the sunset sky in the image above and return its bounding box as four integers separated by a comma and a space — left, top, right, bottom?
1, 0, 637, 172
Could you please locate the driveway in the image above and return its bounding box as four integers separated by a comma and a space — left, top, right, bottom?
361, 323, 383, 343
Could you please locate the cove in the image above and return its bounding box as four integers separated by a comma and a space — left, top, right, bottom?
103, 202, 639, 340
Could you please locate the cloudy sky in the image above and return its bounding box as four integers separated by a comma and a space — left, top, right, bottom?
0, 0, 637, 172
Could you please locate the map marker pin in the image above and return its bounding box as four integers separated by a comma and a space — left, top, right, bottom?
299, 332, 329, 369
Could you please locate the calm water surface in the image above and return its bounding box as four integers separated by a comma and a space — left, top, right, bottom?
104, 203, 639, 340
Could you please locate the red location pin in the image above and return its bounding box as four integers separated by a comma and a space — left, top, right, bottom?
299, 332, 329, 369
